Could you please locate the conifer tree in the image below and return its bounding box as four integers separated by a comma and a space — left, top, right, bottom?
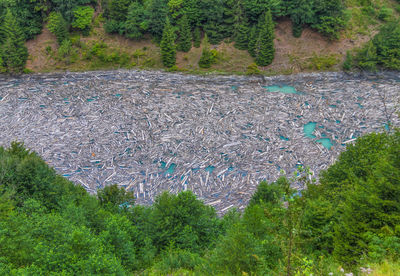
255, 11, 275, 66
247, 25, 258, 57
233, 0, 249, 50
193, 27, 201, 48
198, 34, 214, 68
148, 0, 168, 43
177, 15, 192, 52
0, 9, 29, 73
160, 17, 176, 68
221, 0, 235, 38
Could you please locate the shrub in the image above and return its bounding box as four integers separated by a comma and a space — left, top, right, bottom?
47, 12, 69, 45
246, 63, 261, 75
307, 54, 339, 70
342, 51, 353, 71
72, 6, 94, 36
378, 6, 393, 22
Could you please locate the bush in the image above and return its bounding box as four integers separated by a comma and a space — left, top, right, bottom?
71, 6, 94, 36
47, 12, 69, 45
246, 63, 261, 75
307, 54, 339, 70
342, 51, 353, 71
378, 6, 393, 22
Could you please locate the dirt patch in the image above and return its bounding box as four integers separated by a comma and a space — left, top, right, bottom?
269, 18, 372, 73
25, 18, 373, 74
26, 27, 59, 72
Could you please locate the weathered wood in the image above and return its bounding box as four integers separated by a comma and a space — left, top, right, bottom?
0, 70, 399, 214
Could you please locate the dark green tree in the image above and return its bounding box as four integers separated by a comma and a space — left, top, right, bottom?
47, 12, 69, 45
160, 17, 176, 68
221, 0, 235, 38
177, 15, 192, 52
233, 0, 249, 50
193, 26, 201, 48
0, 9, 29, 73
203, 0, 225, 44
148, 0, 168, 43
198, 34, 215, 68
124, 2, 149, 40
97, 184, 135, 210
255, 11, 275, 66
247, 25, 258, 57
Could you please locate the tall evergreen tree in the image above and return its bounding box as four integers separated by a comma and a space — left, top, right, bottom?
177, 15, 192, 52
247, 25, 258, 57
193, 26, 201, 48
198, 34, 214, 68
221, 0, 236, 38
148, 0, 168, 43
0, 9, 29, 73
233, 0, 249, 50
255, 11, 275, 66
160, 17, 176, 68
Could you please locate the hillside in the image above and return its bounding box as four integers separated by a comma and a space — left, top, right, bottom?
25, 18, 372, 74
1, 0, 399, 74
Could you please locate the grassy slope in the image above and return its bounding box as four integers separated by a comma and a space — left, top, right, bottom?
25, 0, 399, 75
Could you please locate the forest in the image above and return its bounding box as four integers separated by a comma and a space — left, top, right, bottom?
0, 0, 399, 73
0, 130, 400, 275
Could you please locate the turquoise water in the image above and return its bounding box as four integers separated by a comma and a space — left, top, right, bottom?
166, 163, 177, 174
205, 165, 215, 173
303, 122, 317, 138
160, 161, 166, 169
316, 138, 333, 149
264, 85, 300, 94
279, 135, 290, 141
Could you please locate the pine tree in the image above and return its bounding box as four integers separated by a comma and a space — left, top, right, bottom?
48, 12, 69, 45
221, 0, 235, 38
193, 27, 201, 48
177, 15, 192, 52
148, 0, 168, 43
198, 34, 214, 68
255, 11, 275, 66
247, 25, 258, 57
160, 17, 176, 68
233, 0, 249, 50
0, 9, 29, 73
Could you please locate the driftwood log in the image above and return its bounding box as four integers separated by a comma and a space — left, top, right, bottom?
0, 70, 399, 214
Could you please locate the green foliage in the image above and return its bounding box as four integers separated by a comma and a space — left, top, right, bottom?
97, 184, 134, 210
0, 9, 29, 73
148, 191, 220, 251
247, 25, 258, 57
48, 12, 69, 45
307, 53, 339, 70
255, 10, 275, 66
71, 6, 94, 35
160, 17, 176, 67
148, 0, 169, 43
246, 62, 261, 75
233, 0, 249, 50
176, 15, 192, 52
124, 2, 149, 40
193, 26, 201, 48
2, 128, 400, 274
198, 34, 217, 68
342, 50, 353, 71
292, 23, 303, 38
355, 40, 378, 70
378, 6, 393, 22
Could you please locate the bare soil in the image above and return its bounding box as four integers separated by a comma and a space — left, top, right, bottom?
25, 18, 373, 74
